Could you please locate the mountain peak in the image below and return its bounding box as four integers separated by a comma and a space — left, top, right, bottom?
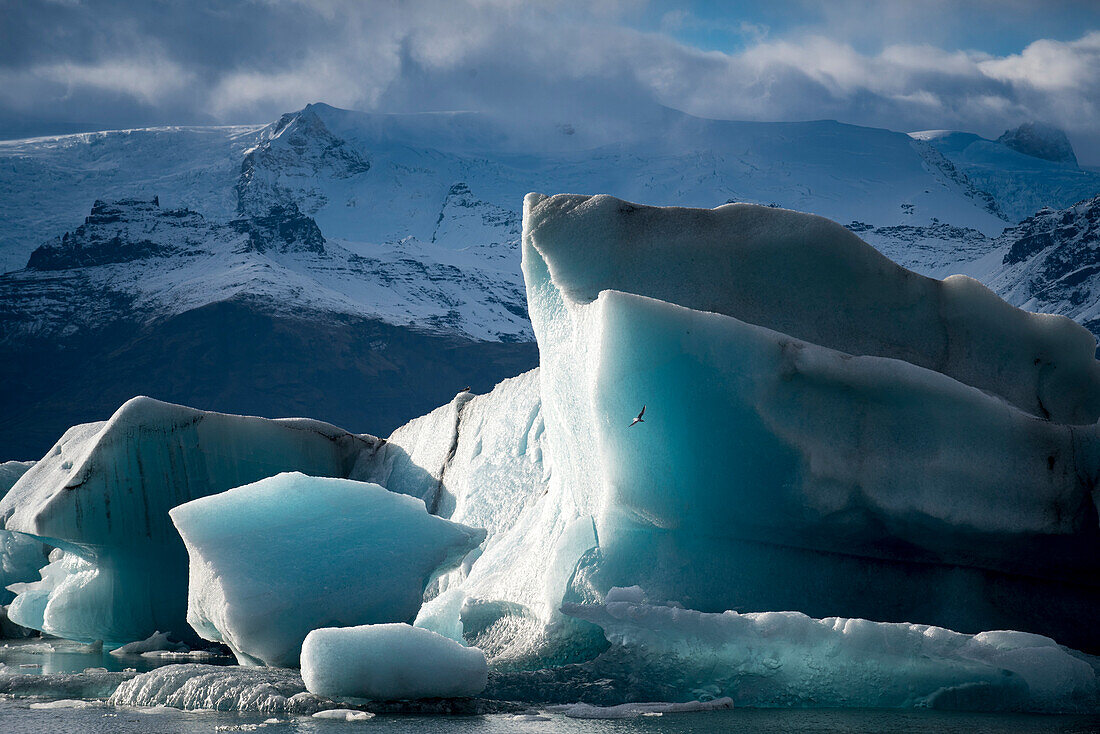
997, 123, 1079, 166
26, 198, 203, 271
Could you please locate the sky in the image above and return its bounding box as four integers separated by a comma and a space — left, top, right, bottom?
2, 0, 1099, 164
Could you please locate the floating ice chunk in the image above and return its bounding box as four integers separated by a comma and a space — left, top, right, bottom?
29, 699, 104, 709
0, 397, 380, 644
107, 663, 328, 714
109, 631, 187, 657
312, 709, 375, 721
564, 594, 1099, 713
547, 698, 734, 719
170, 472, 485, 667
301, 623, 488, 700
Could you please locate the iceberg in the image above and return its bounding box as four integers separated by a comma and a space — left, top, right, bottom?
0, 397, 380, 644
561, 590, 1098, 713
301, 623, 488, 700
169, 472, 486, 667
387, 193, 1100, 665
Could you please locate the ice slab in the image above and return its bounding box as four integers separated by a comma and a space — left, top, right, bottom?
170, 472, 485, 667
301, 623, 488, 700
0, 397, 380, 644
564, 591, 1099, 713
312, 709, 375, 720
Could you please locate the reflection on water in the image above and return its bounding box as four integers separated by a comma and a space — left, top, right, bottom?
1, 702, 1099, 734
0, 636, 233, 675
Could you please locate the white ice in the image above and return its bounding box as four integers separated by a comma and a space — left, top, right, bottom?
169, 472, 485, 667
0, 396, 379, 644
301, 623, 488, 700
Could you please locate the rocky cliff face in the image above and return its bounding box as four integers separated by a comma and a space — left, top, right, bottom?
997, 122, 1079, 166
986, 194, 1100, 340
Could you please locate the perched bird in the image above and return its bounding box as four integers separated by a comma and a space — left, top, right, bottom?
630, 405, 646, 427
459, 386, 471, 393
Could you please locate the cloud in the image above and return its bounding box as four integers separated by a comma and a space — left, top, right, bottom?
0, 0, 1097, 163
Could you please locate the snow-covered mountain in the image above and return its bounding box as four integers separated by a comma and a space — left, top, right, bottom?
2, 198, 529, 342
1, 102, 1097, 457
981, 194, 1100, 337
911, 123, 1100, 222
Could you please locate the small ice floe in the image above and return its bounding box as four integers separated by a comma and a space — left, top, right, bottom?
4, 642, 54, 654
29, 699, 104, 709
109, 631, 187, 656
509, 711, 551, 721
312, 709, 376, 721
140, 649, 218, 660
547, 698, 734, 719
302, 623, 487, 700
133, 704, 184, 714
79, 640, 103, 654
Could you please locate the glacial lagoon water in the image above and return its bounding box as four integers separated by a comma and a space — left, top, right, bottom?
3, 699, 1100, 734
2, 639, 1099, 734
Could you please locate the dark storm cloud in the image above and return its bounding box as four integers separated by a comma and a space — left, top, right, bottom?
1, 0, 1098, 163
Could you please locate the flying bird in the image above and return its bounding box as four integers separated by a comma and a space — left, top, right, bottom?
630, 405, 646, 427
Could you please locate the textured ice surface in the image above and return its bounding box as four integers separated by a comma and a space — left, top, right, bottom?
170, 472, 485, 667
0, 397, 379, 644
362, 369, 583, 664
301, 623, 488, 700
390, 194, 1100, 666
0, 460, 46, 608
563, 591, 1099, 713
107, 663, 330, 714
